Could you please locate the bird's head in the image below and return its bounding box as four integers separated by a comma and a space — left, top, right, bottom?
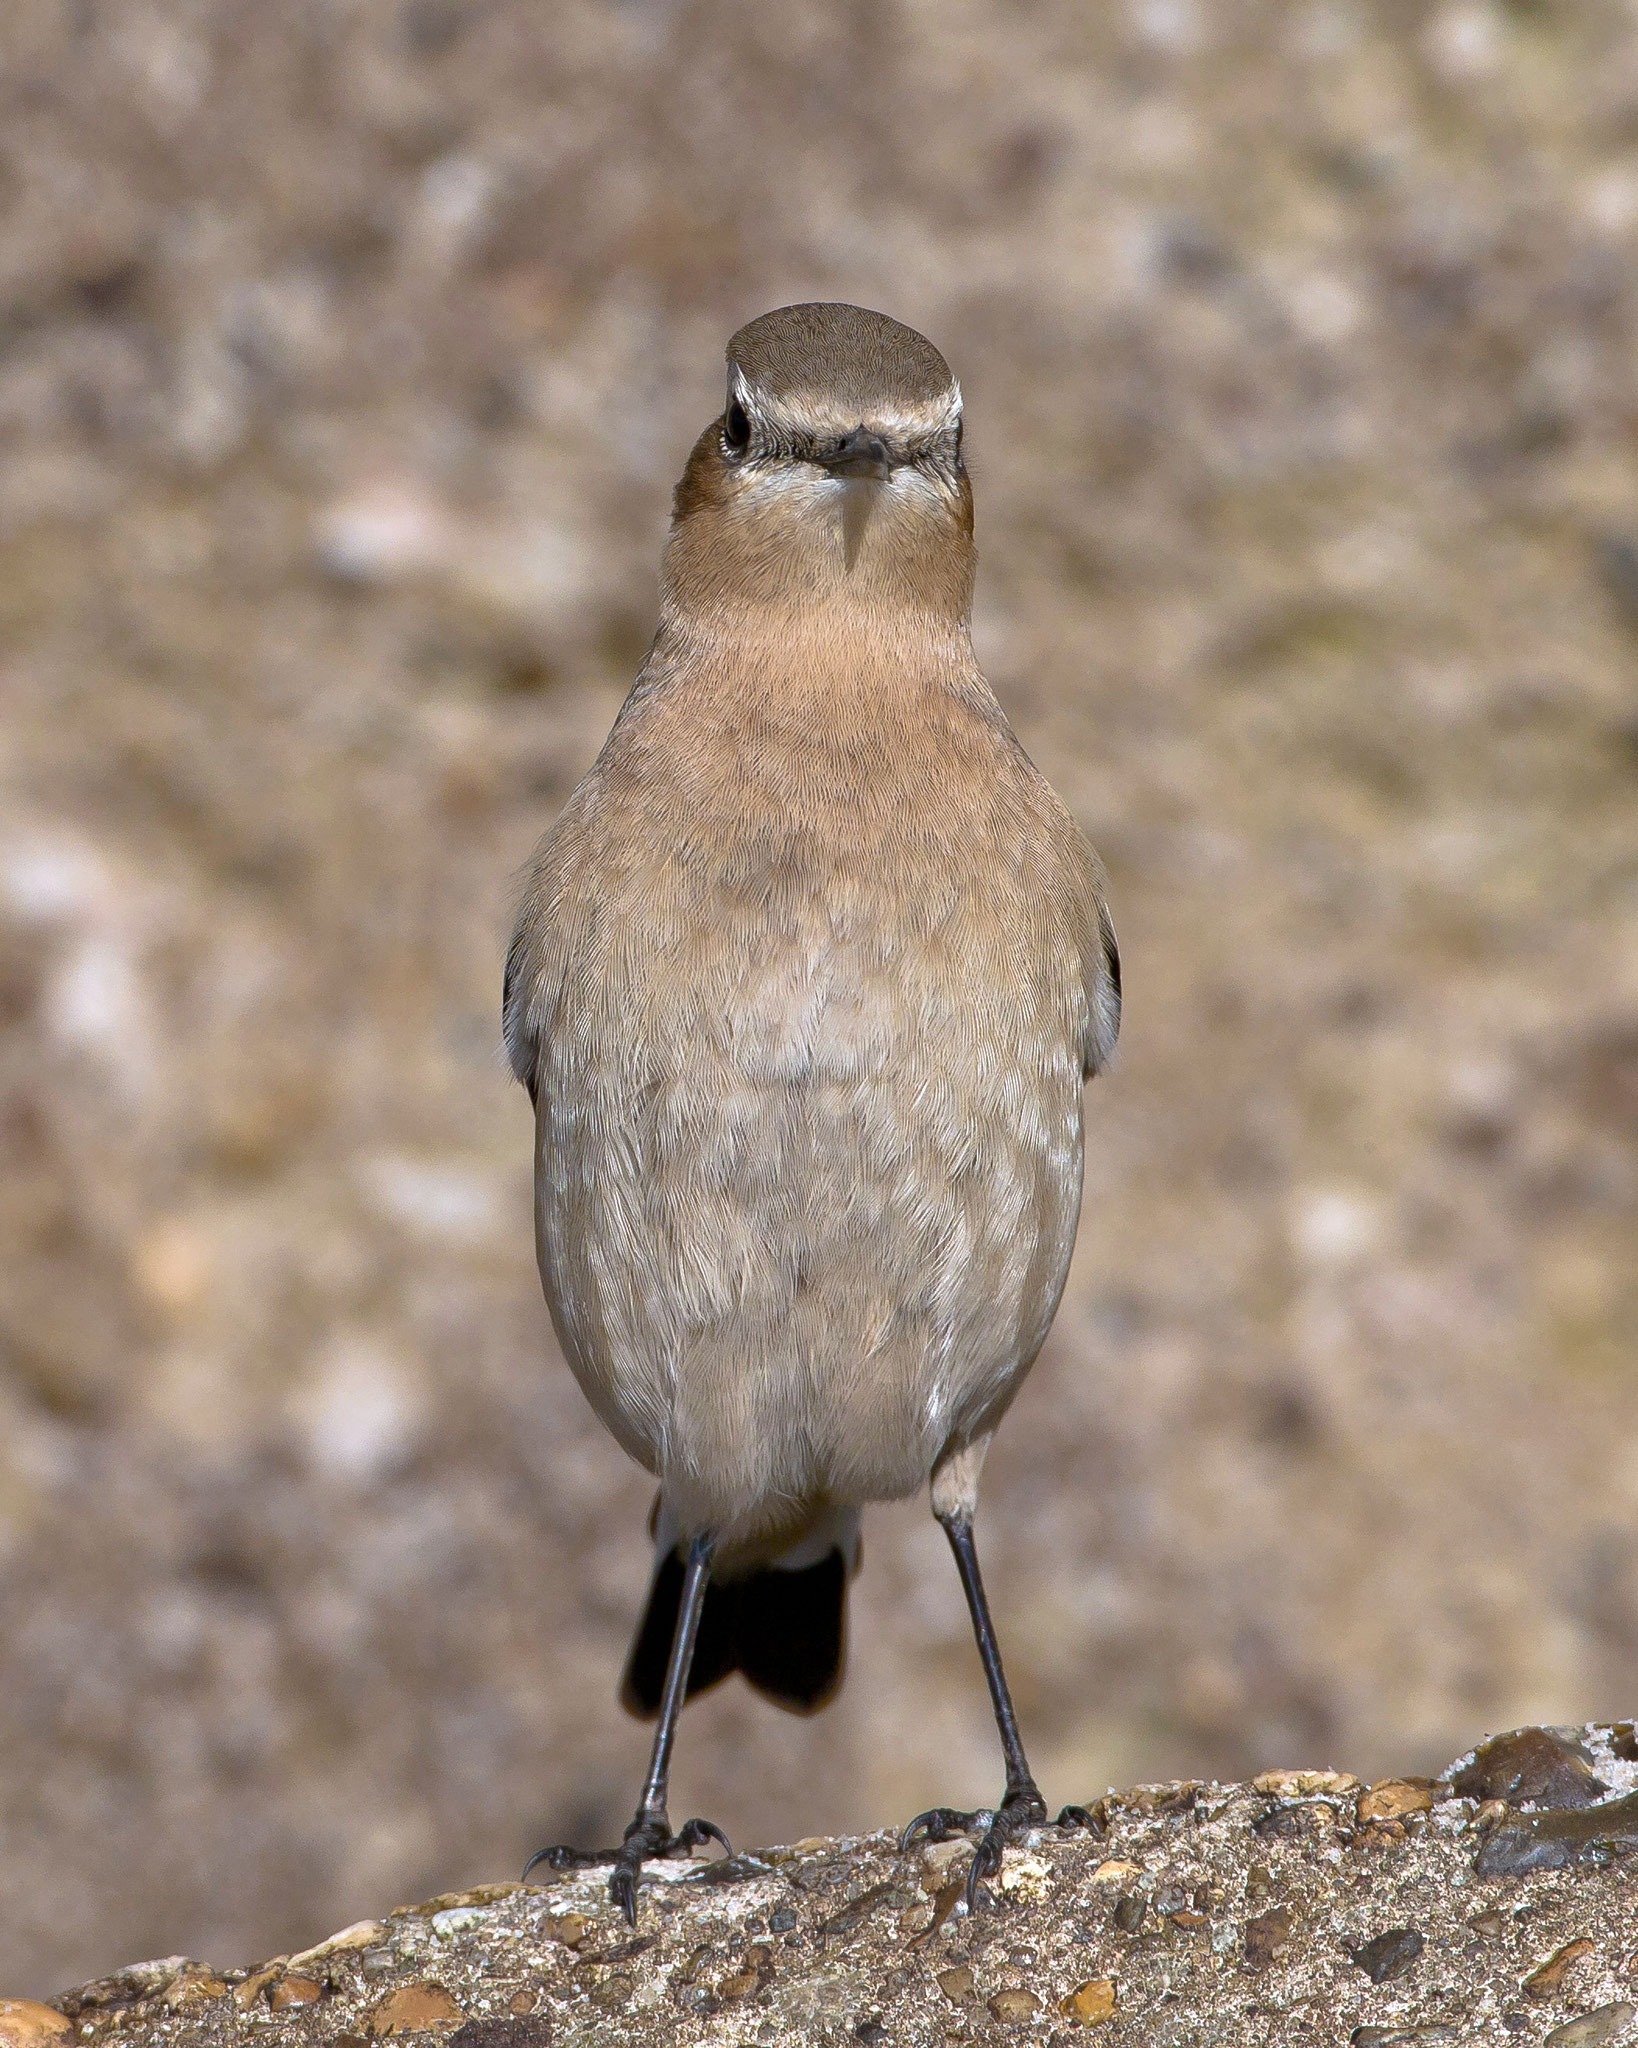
663, 303, 974, 627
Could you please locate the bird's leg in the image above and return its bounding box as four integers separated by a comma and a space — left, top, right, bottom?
523, 1531, 730, 1924
900, 1511, 1046, 1909
605, 1529, 730, 1920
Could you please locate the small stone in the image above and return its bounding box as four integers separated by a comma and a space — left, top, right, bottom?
588, 1973, 633, 2009
431, 1908, 489, 1939
416, 1886, 522, 1916
855, 2022, 888, 2044
1477, 1792, 1638, 1878
1469, 1912, 1511, 1937
540, 1914, 590, 1949
1168, 1910, 1210, 1931
1089, 1859, 1143, 1887
1059, 1978, 1117, 2026
769, 1908, 797, 1933
1351, 2028, 1458, 2047
1525, 1940, 1596, 1999
914, 1878, 964, 1946
235, 1967, 283, 2009
1244, 1907, 1292, 1970
718, 1970, 760, 1999
508, 1991, 538, 2014
936, 1966, 975, 2006
1112, 1895, 1145, 1934
920, 1840, 971, 1880
988, 1988, 1042, 2023
1358, 1780, 1439, 1823
269, 1975, 325, 2009
69, 1959, 192, 2009
1254, 1801, 1335, 1843
1253, 1769, 1360, 1800
1611, 1726, 1638, 1763
0, 2002, 70, 2045
163, 1972, 231, 2010
1352, 1927, 1425, 1983
369, 1982, 464, 2034
1126, 1782, 1202, 1817
1544, 2005, 1636, 2048
287, 1921, 387, 1969
1451, 1730, 1609, 1810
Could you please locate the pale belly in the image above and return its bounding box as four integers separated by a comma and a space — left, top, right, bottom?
533, 905, 1086, 1546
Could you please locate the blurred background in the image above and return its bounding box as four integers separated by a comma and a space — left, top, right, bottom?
2, 0, 1637, 1999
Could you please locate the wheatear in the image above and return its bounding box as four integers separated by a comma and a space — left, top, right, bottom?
506, 303, 1119, 1921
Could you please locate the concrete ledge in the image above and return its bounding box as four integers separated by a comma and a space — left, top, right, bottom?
22, 1725, 1638, 2047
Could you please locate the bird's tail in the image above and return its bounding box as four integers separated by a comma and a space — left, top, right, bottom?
620, 1515, 858, 1719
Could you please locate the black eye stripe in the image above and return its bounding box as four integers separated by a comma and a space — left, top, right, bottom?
718, 405, 961, 468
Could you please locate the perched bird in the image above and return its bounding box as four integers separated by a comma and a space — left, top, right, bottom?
505, 303, 1119, 1922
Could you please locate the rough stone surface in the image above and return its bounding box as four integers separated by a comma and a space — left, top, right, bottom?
28, 1728, 1638, 2046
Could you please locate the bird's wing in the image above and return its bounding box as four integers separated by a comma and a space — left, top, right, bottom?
503, 809, 588, 1107
1060, 824, 1121, 1079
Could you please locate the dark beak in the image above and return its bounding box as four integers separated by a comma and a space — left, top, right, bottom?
815, 427, 893, 482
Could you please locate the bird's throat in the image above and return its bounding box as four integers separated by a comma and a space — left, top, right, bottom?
839, 478, 877, 571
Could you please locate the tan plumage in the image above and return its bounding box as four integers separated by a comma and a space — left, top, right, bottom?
506, 303, 1118, 1916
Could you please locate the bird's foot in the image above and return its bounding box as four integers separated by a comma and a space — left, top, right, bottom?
609, 1813, 731, 1926
520, 1813, 730, 1918
900, 1781, 1048, 1910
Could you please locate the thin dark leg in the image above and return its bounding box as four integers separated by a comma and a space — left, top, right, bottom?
943, 1514, 1043, 1810
900, 1512, 1046, 1907
522, 1530, 729, 1924
634, 1531, 714, 1820
606, 1529, 730, 1923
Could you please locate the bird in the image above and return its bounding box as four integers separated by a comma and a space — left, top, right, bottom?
504, 302, 1119, 1923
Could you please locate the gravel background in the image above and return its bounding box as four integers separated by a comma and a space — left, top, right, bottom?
2, 0, 1638, 1999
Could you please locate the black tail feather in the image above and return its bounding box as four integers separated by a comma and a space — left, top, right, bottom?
733, 1551, 848, 1712
620, 1547, 849, 1720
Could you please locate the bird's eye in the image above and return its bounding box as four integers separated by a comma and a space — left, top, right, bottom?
723, 399, 751, 457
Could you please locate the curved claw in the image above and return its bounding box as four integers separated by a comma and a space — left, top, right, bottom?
610, 1860, 642, 1928
673, 1816, 732, 1858
964, 1838, 1002, 1912
1056, 1803, 1103, 1834
899, 1806, 990, 1853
